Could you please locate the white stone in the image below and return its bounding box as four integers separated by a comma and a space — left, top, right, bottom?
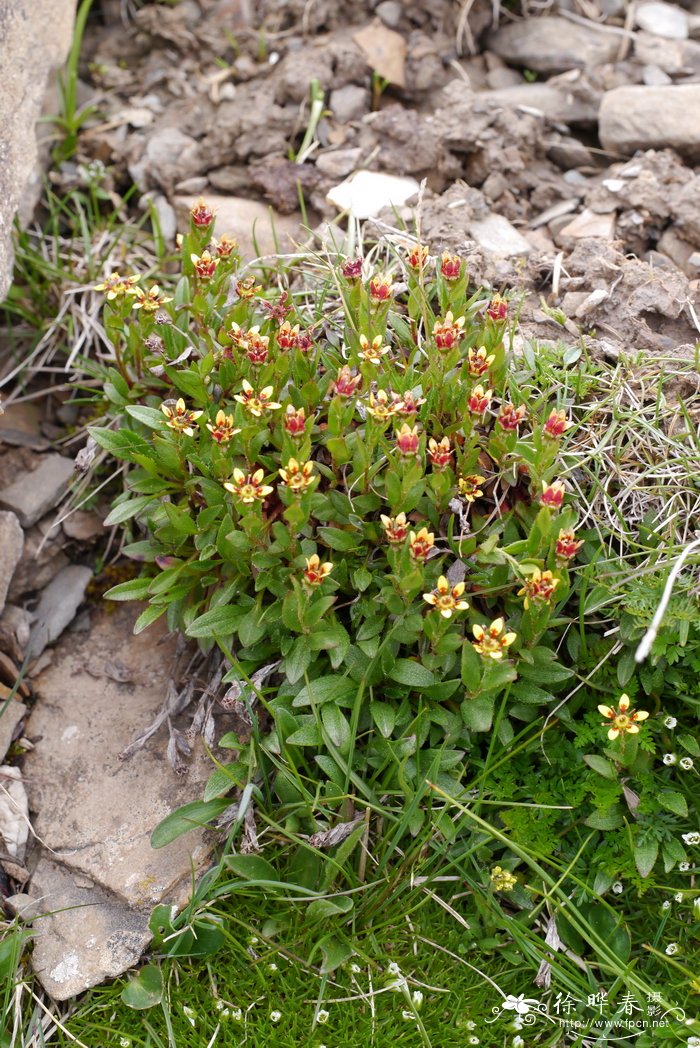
26, 565, 93, 659
487, 16, 618, 74
326, 170, 420, 219
599, 85, 700, 162
636, 1, 688, 39
469, 213, 532, 257
0, 454, 74, 528
0, 511, 24, 615
559, 209, 616, 239
173, 194, 307, 259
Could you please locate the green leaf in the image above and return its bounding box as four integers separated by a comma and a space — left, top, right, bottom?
481, 660, 518, 692
104, 495, 153, 526
292, 676, 356, 708
460, 641, 482, 692
104, 577, 153, 602
166, 918, 226, 959
582, 755, 617, 780
284, 637, 313, 684
511, 680, 553, 705
133, 604, 167, 634
461, 694, 495, 732
186, 605, 245, 639
388, 659, 436, 689
317, 526, 361, 551
125, 405, 168, 430
150, 798, 231, 848
227, 855, 279, 882
658, 791, 688, 817
285, 722, 322, 746
370, 700, 396, 738
678, 733, 700, 756
584, 808, 624, 830
634, 837, 659, 878
316, 934, 353, 974
321, 704, 352, 755
121, 965, 163, 1010
306, 897, 353, 921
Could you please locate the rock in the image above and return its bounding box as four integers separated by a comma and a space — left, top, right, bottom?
375, 0, 402, 28
642, 63, 673, 85
326, 169, 420, 219
658, 227, 700, 275
0, 0, 75, 300
546, 134, 595, 170
0, 765, 28, 858
0, 512, 24, 616
26, 565, 93, 660
634, 32, 700, 74
469, 214, 532, 257
0, 453, 74, 528
329, 85, 370, 124
248, 157, 321, 215
61, 510, 104, 542
479, 82, 600, 126
0, 604, 34, 663
599, 86, 700, 161
487, 16, 619, 74
558, 209, 616, 240
0, 700, 26, 765
315, 147, 364, 178
128, 127, 202, 195
7, 514, 68, 601
636, 1, 688, 39
24, 604, 214, 999
173, 194, 307, 259
151, 193, 177, 242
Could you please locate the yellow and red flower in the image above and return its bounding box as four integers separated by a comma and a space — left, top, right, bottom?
191, 251, 219, 279
498, 403, 527, 431
486, 294, 508, 321
224, 468, 273, 504
406, 243, 429, 270
467, 385, 492, 415
380, 513, 408, 544
333, 366, 362, 398
555, 528, 582, 562
161, 398, 203, 436
391, 390, 425, 416
94, 272, 139, 299
276, 321, 300, 350
245, 329, 270, 366
459, 474, 485, 502
395, 423, 420, 457
234, 380, 281, 417
518, 568, 559, 610
366, 389, 396, 422
409, 527, 435, 562
597, 694, 649, 741
303, 554, 333, 586
295, 329, 314, 353
212, 233, 237, 258
467, 346, 495, 378
279, 457, 315, 493
433, 311, 465, 350
543, 409, 570, 439
472, 618, 517, 660
423, 576, 469, 617
236, 276, 262, 299
190, 198, 214, 228
359, 334, 390, 364
440, 252, 462, 281
368, 275, 392, 302
206, 410, 240, 444
428, 436, 453, 470
540, 480, 566, 511
132, 285, 173, 312
283, 405, 307, 437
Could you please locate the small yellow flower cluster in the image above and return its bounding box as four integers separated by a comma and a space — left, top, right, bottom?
490, 866, 517, 892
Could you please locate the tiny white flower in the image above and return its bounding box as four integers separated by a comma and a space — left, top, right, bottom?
351, 963, 361, 974
682, 832, 700, 845
231, 1008, 243, 1021
680, 862, 690, 871
183, 1005, 196, 1027
464, 1020, 476, 1030
687, 1037, 700, 1047
469, 1038, 480, 1046
119, 1040, 131, 1048
248, 935, 259, 945
513, 1038, 525, 1048
664, 716, 677, 729
675, 892, 684, 902
693, 898, 700, 915
316, 1009, 329, 1025
412, 990, 424, 1010
663, 753, 677, 765
268, 962, 278, 972
680, 757, 694, 770
402, 1010, 414, 1021
270, 1010, 282, 1023
612, 881, 624, 894
662, 900, 672, 910
220, 1008, 231, 1019
503, 994, 534, 1015
215, 1000, 225, 1011
387, 961, 401, 976
665, 942, 679, 955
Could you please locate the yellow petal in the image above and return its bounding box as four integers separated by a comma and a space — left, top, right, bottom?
627, 724, 640, 734
598, 705, 614, 718
503, 633, 517, 647
491, 617, 504, 634
423, 593, 437, 605
635, 710, 649, 722
608, 728, 619, 740
472, 625, 485, 640
618, 694, 631, 712
452, 582, 466, 597
252, 469, 264, 484
440, 608, 453, 618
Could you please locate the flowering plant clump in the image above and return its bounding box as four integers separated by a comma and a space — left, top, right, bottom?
89, 207, 589, 800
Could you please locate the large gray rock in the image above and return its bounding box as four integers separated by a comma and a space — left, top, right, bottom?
0, 511, 23, 615
599, 86, 700, 161
24, 604, 215, 999
479, 82, 600, 126
487, 16, 619, 74
0, 453, 74, 527
636, 1, 688, 39
0, 0, 75, 300
26, 564, 93, 659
